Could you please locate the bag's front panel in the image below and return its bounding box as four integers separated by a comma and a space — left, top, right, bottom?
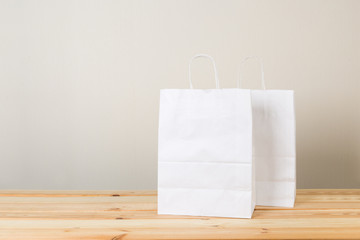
252, 90, 296, 207
159, 162, 252, 190
158, 89, 254, 218
159, 89, 252, 164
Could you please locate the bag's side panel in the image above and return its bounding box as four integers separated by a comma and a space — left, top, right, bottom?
251, 141, 256, 212
252, 90, 296, 207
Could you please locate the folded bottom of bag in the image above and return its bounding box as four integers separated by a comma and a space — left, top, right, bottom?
158, 187, 255, 218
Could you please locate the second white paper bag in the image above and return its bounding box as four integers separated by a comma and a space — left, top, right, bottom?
158, 54, 255, 218
239, 56, 296, 207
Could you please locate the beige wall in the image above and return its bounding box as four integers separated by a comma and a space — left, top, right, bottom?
0, 0, 359, 189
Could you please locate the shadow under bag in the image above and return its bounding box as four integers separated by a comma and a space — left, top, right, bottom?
158, 54, 255, 218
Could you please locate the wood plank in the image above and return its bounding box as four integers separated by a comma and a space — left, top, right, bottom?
1, 209, 360, 220
0, 190, 156, 197
1, 189, 358, 197
0, 194, 359, 204
2, 209, 360, 220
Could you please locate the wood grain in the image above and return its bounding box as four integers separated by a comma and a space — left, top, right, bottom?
0, 189, 359, 239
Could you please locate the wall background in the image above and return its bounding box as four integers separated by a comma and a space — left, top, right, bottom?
0, 0, 359, 189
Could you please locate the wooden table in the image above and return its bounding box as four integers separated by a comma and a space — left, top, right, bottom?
0, 189, 360, 239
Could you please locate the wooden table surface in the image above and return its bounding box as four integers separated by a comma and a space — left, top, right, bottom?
0, 189, 360, 239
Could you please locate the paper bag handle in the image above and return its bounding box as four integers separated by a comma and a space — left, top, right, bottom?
188, 54, 220, 89
238, 56, 266, 90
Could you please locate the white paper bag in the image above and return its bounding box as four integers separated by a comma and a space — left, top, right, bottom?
239, 56, 296, 207
158, 54, 255, 218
